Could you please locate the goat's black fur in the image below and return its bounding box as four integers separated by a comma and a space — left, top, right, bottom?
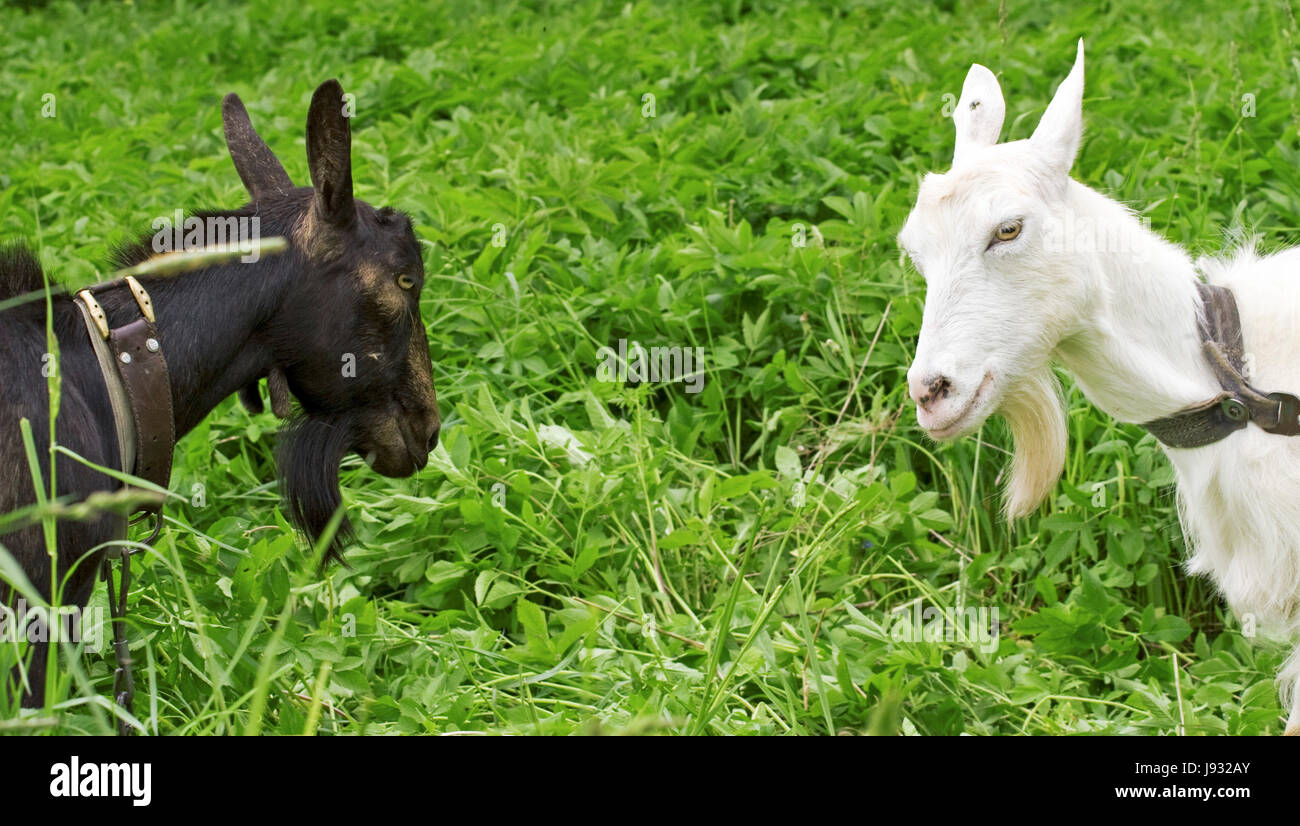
0, 242, 51, 299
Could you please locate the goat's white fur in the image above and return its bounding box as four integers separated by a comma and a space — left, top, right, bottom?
899, 40, 1300, 734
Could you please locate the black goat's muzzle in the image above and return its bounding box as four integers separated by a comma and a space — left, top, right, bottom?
356, 403, 436, 477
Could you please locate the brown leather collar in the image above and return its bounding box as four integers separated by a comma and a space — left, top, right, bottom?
73, 276, 175, 530
1141, 282, 1300, 448
74, 276, 175, 737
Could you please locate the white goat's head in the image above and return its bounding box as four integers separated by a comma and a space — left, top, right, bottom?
898, 41, 1089, 518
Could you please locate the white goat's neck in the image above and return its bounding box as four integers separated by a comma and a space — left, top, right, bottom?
1051, 181, 1221, 424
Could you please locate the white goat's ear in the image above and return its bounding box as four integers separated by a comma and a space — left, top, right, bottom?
953, 64, 1005, 164
1031, 39, 1085, 176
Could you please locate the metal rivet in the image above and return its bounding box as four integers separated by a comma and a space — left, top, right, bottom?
146, 338, 159, 352
1221, 398, 1248, 422
119, 352, 132, 365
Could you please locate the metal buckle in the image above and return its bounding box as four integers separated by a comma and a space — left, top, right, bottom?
76, 289, 111, 340
123, 276, 155, 323
77, 277, 155, 335
1265, 392, 1300, 436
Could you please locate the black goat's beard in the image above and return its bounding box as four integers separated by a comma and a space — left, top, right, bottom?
277, 412, 358, 567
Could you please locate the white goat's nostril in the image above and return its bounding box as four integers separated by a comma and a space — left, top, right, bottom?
909, 372, 953, 411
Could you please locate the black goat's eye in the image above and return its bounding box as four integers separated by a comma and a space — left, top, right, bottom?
397, 274, 416, 290
994, 220, 1022, 242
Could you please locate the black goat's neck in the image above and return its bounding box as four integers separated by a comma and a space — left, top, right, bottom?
95, 256, 297, 437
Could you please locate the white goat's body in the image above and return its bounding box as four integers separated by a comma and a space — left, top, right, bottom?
1177, 249, 1300, 632
900, 42, 1300, 732
1174, 252, 1300, 728
1050, 184, 1300, 731
1050, 189, 1300, 636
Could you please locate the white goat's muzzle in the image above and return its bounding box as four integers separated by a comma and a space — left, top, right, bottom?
907, 365, 995, 439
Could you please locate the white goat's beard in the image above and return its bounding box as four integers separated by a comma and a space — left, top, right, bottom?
997, 368, 1068, 520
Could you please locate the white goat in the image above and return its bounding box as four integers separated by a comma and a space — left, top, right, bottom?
898, 40, 1300, 734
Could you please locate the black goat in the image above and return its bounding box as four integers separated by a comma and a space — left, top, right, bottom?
0, 79, 440, 709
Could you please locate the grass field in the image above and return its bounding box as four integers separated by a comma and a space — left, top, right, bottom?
1, 0, 1297, 735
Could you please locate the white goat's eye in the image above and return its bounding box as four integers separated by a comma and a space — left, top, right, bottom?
397, 274, 416, 290
994, 220, 1022, 242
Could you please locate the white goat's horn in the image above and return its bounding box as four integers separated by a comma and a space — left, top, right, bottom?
953, 63, 1005, 164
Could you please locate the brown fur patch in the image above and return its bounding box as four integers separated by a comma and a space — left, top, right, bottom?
292, 208, 344, 261
406, 326, 437, 412
292, 208, 317, 253
357, 262, 407, 320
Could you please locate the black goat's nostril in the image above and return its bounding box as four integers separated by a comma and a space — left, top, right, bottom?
427, 428, 440, 452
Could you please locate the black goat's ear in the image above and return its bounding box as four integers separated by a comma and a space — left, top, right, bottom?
222, 94, 295, 202
305, 79, 354, 227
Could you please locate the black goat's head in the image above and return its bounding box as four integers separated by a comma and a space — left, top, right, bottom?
222, 80, 440, 559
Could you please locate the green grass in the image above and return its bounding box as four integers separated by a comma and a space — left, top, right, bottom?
1, 0, 1296, 734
